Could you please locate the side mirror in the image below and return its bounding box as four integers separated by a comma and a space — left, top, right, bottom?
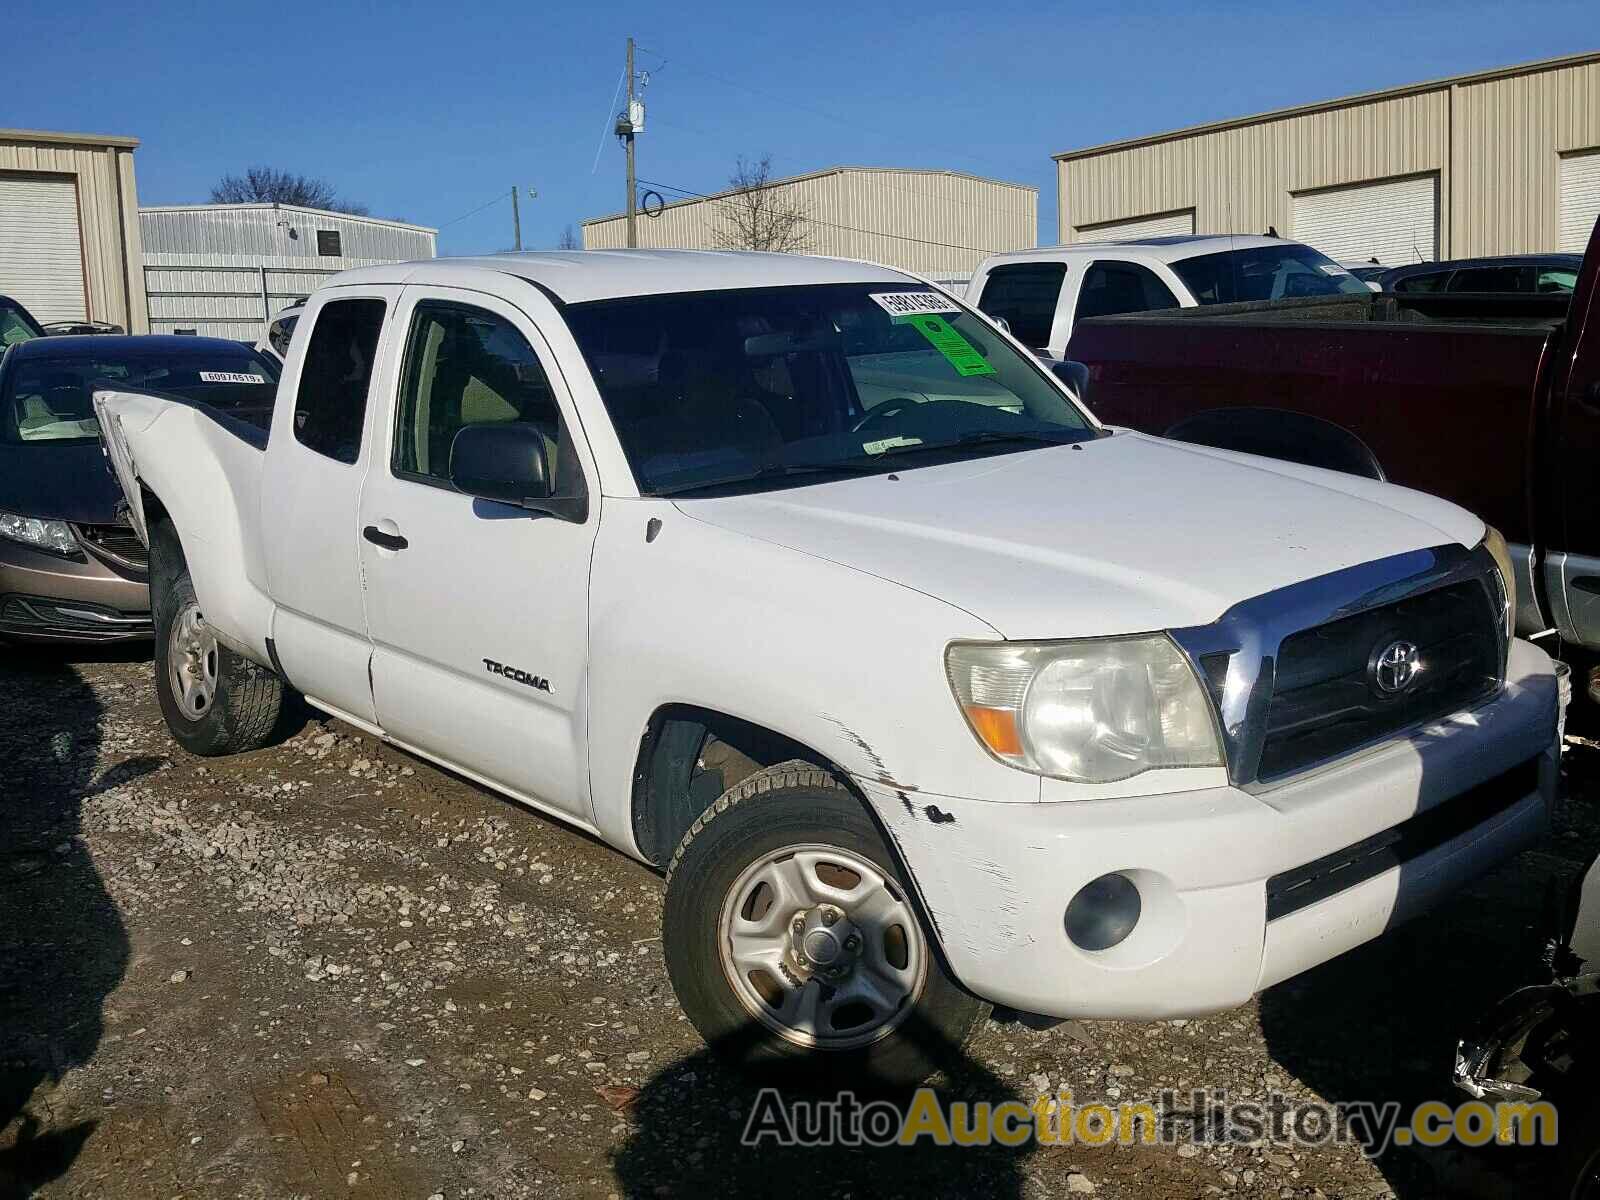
988, 313, 1013, 335
449, 423, 587, 522
1050, 359, 1091, 401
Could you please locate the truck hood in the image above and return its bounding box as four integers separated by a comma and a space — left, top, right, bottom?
674, 430, 1484, 639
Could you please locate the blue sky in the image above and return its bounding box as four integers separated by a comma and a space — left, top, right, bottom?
8, 1, 1596, 255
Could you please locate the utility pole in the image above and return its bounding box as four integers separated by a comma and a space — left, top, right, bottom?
511, 186, 522, 251
624, 37, 638, 247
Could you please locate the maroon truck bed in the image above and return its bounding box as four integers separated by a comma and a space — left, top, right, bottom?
1065, 306, 1553, 544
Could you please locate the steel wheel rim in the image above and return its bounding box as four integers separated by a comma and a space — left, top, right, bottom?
167, 602, 218, 723
717, 842, 928, 1051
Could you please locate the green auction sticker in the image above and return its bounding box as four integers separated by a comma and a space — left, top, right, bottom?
899, 314, 997, 377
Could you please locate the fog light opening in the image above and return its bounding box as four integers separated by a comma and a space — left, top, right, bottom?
1065, 872, 1142, 952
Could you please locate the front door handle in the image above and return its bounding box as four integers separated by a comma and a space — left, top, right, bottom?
362, 525, 408, 551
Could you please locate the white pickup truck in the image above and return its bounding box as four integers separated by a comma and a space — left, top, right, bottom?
968, 235, 1370, 359
94, 249, 1559, 1085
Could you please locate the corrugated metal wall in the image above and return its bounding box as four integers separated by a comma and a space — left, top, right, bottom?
0, 130, 147, 332
141, 205, 437, 336
1058, 54, 1600, 259
582, 168, 1036, 275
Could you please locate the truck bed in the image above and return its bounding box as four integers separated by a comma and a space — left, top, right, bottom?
1065, 302, 1554, 544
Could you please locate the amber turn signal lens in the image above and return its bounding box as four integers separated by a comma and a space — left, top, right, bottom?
964, 704, 1023, 757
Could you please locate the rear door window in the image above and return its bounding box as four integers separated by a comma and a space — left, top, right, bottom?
1392, 270, 1450, 293
1074, 261, 1181, 320
293, 298, 386, 464
1448, 265, 1529, 293
976, 263, 1067, 349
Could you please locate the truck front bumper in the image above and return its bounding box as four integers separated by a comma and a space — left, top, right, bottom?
865, 637, 1559, 1020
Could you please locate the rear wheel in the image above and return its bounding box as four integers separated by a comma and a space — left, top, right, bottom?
662, 761, 986, 1087
151, 524, 284, 756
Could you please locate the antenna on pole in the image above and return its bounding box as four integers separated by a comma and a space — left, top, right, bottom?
511, 186, 522, 252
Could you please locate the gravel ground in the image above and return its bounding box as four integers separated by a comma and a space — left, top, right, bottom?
2, 643, 1596, 1199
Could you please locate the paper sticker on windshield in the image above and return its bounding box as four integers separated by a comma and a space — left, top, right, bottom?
899, 314, 997, 377
862, 435, 923, 455
869, 291, 961, 318
199, 370, 267, 384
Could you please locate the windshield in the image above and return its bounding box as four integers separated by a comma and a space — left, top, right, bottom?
564, 283, 1096, 496
1171, 243, 1371, 304
1, 302, 44, 348
2, 343, 281, 444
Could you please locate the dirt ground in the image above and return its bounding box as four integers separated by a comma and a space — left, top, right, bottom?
2, 642, 1595, 1199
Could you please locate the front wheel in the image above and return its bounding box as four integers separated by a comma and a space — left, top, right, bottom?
152, 526, 285, 756
662, 761, 986, 1087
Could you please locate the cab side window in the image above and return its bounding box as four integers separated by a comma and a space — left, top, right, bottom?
1075, 261, 1181, 320
294, 298, 386, 464
1392, 270, 1449, 293
393, 301, 582, 495
976, 263, 1067, 350
1448, 264, 1528, 293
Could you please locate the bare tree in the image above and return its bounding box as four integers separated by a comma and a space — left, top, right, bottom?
210, 167, 370, 216
557, 224, 583, 250
713, 155, 809, 253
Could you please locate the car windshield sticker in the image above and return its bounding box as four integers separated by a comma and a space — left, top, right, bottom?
897, 313, 997, 377
862, 435, 923, 455
869, 291, 961, 317
199, 370, 268, 384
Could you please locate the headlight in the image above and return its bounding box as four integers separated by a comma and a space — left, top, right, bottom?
1481, 525, 1515, 643
0, 510, 80, 557
945, 635, 1224, 784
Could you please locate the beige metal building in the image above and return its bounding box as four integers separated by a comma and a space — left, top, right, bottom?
0, 128, 148, 331
583, 166, 1037, 276
1055, 51, 1600, 265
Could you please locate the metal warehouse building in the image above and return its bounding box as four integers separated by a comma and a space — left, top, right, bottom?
141, 204, 437, 337
1056, 51, 1600, 265
0, 127, 147, 331
582, 166, 1037, 276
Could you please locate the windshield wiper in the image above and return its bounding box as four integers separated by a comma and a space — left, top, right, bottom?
867, 429, 1085, 459
650, 459, 884, 497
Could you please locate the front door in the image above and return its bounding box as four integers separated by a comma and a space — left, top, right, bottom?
259, 288, 397, 727
356, 285, 600, 824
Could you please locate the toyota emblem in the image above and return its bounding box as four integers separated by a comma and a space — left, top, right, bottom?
1370, 639, 1422, 695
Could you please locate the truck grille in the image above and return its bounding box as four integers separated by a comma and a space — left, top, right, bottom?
74, 522, 149, 573
1257, 580, 1502, 780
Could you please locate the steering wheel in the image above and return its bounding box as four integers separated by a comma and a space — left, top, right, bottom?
852, 398, 919, 433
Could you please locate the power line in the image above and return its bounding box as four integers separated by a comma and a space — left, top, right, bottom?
635, 176, 994, 254
438, 190, 509, 230
591, 63, 627, 175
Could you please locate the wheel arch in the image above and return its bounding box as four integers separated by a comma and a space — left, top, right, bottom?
630, 703, 846, 868
633, 703, 986, 1006
1163, 405, 1386, 481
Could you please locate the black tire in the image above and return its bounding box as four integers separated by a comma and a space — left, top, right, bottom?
663, 760, 986, 1088
150, 521, 284, 757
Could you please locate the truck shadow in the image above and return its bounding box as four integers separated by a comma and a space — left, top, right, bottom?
0, 645, 150, 1196
610, 1013, 1029, 1199
1258, 739, 1600, 1198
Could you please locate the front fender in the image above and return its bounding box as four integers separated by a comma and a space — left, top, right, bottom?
585, 497, 1039, 857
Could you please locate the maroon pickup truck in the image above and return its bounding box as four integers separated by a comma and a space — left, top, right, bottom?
1060, 220, 1600, 654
